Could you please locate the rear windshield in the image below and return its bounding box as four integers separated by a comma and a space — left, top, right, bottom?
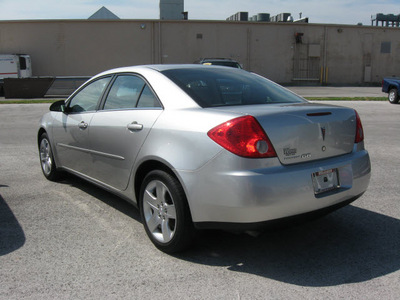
161, 68, 305, 108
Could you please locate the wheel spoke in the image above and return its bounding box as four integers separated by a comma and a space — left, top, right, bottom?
161, 219, 173, 242
40, 153, 47, 163
165, 204, 176, 219
43, 161, 50, 174
156, 181, 167, 203
144, 189, 159, 211
147, 213, 162, 233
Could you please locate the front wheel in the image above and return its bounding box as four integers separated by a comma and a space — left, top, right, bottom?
139, 170, 195, 253
39, 133, 62, 181
388, 88, 399, 104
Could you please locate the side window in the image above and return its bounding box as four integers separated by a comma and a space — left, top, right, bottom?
137, 85, 162, 108
68, 77, 111, 113
19, 57, 27, 70
103, 75, 145, 110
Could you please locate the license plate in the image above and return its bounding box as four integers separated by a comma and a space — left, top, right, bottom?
312, 168, 340, 194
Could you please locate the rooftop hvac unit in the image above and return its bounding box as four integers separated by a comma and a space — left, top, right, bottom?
257, 13, 270, 22
236, 12, 249, 21
277, 13, 291, 22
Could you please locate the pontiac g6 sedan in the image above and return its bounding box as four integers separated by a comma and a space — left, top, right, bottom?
38, 65, 371, 253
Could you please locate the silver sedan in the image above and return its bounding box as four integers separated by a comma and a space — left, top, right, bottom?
38, 65, 371, 253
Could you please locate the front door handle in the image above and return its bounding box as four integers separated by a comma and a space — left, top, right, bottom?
78, 121, 88, 129
127, 122, 143, 131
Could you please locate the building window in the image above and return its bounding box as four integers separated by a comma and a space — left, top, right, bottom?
381, 42, 391, 54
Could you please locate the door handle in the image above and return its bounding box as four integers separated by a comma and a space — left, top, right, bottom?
127, 122, 143, 131
78, 121, 88, 129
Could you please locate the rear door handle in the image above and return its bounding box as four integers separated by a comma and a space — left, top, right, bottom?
78, 121, 88, 129
127, 122, 143, 131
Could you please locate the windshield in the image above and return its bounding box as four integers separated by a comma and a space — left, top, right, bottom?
161, 68, 306, 108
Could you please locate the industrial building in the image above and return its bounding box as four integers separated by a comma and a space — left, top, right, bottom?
1, 2, 400, 86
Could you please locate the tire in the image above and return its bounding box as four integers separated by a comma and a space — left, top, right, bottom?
139, 170, 195, 253
388, 88, 399, 104
38, 133, 62, 181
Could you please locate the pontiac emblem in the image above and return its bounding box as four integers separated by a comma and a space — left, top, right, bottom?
321, 126, 326, 141
283, 147, 297, 156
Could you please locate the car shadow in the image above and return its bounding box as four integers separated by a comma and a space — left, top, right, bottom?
59, 174, 141, 223
176, 205, 400, 287
53, 176, 400, 287
0, 191, 26, 256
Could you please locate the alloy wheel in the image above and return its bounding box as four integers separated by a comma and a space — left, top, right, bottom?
40, 138, 53, 176
142, 180, 177, 243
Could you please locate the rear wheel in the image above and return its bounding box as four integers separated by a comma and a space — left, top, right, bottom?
139, 170, 195, 253
39, 133, 61, 181
388, 88, 399, 104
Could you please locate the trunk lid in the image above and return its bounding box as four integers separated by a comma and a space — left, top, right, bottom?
210, 102, 357, 165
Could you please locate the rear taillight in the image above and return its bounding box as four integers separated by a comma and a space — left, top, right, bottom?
354, 110, 364, 143
207, 115, 277, 158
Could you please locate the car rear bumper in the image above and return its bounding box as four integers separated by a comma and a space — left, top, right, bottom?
178, 146, 371, 226
193, 194, 361, 230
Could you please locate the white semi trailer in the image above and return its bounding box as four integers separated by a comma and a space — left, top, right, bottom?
0, 54, 32, 95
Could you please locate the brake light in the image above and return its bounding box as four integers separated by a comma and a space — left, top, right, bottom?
354, 110, 364, 143
207, 115, 277, 158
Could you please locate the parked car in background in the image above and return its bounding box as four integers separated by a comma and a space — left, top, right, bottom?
38, 65, 371, 253
194, 58, 242, 69
382, 77, 400, 104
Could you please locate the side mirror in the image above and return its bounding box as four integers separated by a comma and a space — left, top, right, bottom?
49, 100, 67, 113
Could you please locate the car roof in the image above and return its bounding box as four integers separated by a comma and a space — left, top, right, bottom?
146, 64, 216, 71
94, 64, 243, 77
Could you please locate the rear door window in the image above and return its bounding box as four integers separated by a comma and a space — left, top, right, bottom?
103, 75, 161, 110
104, 75, 145, 110
137, 85, 161, 108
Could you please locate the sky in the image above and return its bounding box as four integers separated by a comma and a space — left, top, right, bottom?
0, 0, 399, 26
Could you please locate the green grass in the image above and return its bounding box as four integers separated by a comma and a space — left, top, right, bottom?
305, 97, 387, 101
0, 99, 62, 104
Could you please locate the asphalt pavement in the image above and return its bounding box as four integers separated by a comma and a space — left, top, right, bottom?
0, 101, 399, 299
